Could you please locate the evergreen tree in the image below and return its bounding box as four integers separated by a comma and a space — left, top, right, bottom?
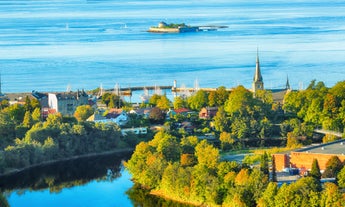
309, 158, 321, 180
271, 155, 277, 182
260, 152, 269, 175
322, 156, 343, 178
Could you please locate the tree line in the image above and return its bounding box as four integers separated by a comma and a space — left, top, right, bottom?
0, 97, 136, 174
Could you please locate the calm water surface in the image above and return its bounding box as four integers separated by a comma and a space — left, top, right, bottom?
1, 0, 345, 95
1, 152, 192, 207
1, 152, 133, 207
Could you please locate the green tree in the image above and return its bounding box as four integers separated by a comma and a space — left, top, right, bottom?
224, 85, 254, 117
31, 107, 41, 123
320, 182, 345, 207
215, 86, 230, 106
257, 182, 278, 207
213, 107, 229, 132
23, 110, 33, 128
195, 140, 219, 170
219, 131, 234, 150
3, 103, 25, 124
44, 113, 63, 127
188, 90, 208, 110
260, 152, 269, 175
255, 89, 273, 104
309, 158, 321, 180
286, 132, 300, 148
74, 105, 94, 122
336, 165, 345, 188
24, 96, 32, 111
208, 91, 217, 107
149, 94, 161, 106
173, 96, 187, 109
156, 95, 170, 110
0, 112, 16, 149
271, 155, 277, 182
0, 99, 9, 110
322, 156, 343, 178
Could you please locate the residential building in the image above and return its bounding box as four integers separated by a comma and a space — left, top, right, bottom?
48, 90, 89, 115
199, 107, 218, 119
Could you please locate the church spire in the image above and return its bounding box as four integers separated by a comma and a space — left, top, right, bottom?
254, 48, 263, 82
286, 75, 291, 90
252, 48, 264, 93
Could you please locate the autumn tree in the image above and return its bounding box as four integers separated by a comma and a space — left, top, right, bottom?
219, 131, 234, 150
74, 105, 94, 122
320, 183, 345, 207
156, 95, 171, 110
149, 107, 165, 124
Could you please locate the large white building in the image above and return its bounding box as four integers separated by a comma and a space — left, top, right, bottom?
48, 90, 89, 115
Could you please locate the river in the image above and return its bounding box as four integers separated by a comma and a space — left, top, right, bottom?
0, 152, 193, 207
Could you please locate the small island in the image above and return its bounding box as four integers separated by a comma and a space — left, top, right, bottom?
148, 21, 228, 33
148, 22, 199, 33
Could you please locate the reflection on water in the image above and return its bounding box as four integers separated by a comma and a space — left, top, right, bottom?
0, 152, 133, 207
127, 183, 195, 207
0, 152, 132, 192
0, 151, 197, 207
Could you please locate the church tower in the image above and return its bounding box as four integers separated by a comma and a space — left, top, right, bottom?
252, 49, 264, 93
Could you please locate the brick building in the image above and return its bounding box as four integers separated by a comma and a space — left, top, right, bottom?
273, 139, 345, 171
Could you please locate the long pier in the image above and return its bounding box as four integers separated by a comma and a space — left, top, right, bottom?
103, 85, 234, 96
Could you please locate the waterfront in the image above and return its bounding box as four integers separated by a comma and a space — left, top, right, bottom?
1, 0, 345, 96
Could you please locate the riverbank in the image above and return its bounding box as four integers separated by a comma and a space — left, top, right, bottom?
150, 189, 211, 207
0, 148, 133, 178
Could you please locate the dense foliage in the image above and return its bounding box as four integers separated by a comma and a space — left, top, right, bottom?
126, 131, 345, 207
0, 98, 132, 174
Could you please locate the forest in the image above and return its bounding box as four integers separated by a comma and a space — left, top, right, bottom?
126, 80, 345, 207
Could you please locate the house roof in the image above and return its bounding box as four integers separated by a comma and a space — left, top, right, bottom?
53, 90, 88, 100
87, 112, 106, 121
32, 91, 47, 100
174, 108, 190, 114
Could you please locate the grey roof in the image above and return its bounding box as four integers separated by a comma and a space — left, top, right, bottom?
295, 139, 345, 155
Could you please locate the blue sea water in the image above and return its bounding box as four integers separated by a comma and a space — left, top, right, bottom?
1, 0, 345, 96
